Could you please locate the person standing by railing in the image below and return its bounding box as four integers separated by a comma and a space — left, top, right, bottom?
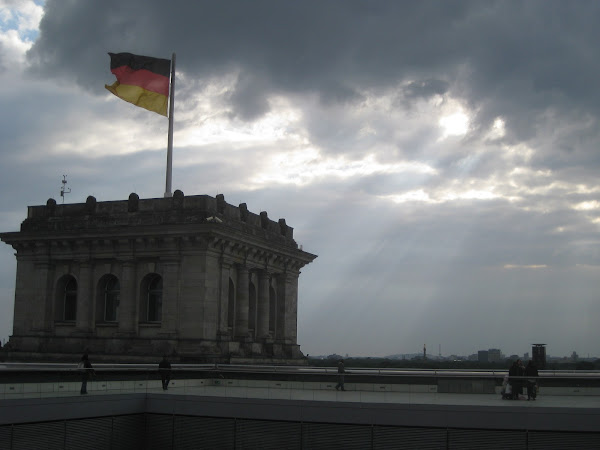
508, 359, 524, 400
525, 360, 539, 400
335, 359, 346, 391
79, 353, 95, 395
159, 355, 172, 390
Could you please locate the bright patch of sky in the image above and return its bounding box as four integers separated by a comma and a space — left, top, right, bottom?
251, 150, 436, 188
439, 110, 469, 138
436, 98, 470, 139
486, 118, 506, 140
178, 93, 305, 148
0, 0, 42, 67
574, 200, 600, 211
0, 0, 42, 41
384, 186, 500, 205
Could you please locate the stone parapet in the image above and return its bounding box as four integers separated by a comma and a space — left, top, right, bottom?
21, 191, 295, 245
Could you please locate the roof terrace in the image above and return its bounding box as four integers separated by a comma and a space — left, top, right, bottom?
1, 364, 598, 449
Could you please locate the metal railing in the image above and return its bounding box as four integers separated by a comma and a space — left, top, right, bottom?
1, 363, 599, 399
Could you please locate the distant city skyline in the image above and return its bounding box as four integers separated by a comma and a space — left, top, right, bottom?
312, 348, 597, 361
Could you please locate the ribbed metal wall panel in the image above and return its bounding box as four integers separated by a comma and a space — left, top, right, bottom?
11, 421, 65, 450
65, 416, 112, 450
528, 431, 600, 450
146, 413, 174, 450
373, 425, 447, 449
236, 418, 301, 450
448, 429, 526, 450
302, 422, 372, 450
2, 414, 600, 449
111, 414, 146, 450
0, 425, 12, 449
174, 415, 235, 450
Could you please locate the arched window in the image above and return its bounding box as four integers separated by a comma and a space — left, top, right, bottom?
55, 275, 77, 322
147, 274, 163, 322
98, 275, 120, 322
64, 277, 78, 321
139, 273, 163, 323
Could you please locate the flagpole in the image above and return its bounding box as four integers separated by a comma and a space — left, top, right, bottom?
164, 52, 176, 198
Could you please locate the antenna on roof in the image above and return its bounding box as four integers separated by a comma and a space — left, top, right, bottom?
60, 175, 71, 203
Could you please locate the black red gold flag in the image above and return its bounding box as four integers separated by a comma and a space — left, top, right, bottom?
105, 52, 171, 116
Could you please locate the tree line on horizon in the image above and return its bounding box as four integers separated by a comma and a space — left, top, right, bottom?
308, 355, 600, 371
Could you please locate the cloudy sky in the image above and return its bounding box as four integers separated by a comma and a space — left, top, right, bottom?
1, 0, 599, 359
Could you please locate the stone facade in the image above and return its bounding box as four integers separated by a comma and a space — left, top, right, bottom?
0, 191, 316, 363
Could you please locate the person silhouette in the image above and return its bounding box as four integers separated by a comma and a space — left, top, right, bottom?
335, 359, 346, 391
79, 353, 95, 395
159, 355, 172, 390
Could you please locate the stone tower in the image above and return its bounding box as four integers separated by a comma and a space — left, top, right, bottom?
0, 191, 316, 363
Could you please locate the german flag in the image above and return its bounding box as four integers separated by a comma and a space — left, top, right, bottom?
105, 52, 171, 116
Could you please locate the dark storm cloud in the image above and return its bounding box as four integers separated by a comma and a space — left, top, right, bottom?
226, 73, 271, 121
27, 0, 600, 143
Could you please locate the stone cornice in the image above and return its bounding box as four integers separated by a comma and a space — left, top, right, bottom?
0, 192, 317, 271
2, 226, 316, 272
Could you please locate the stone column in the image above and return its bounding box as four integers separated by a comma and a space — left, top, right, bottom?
160, 259, 180, 336
235, 265, 249, 338
118, 260, 136, 333
76, 261, 93, 332
256, 270, 270, 339
12, 257, 30, 335
35, 261, 53, 332
275, 271, 300, 344
275, 272, 286, 341
218, 261, 231, 338
283, 272, 300, 345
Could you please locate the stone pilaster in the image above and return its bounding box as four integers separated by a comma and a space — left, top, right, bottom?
275, 272, 286, 342
218, 261, 232, 338
283, 272, 300, 345
256, 270, 270, 339
12, 257, 29, 335
235, 265, 249, 338
160, 259, 180, 336
35, 261, 53, 332
118, 260, 136, 333
76, 261, 93, 332
275, 271, 300, 344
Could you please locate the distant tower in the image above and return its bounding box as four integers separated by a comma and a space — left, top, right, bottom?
0, 192, 317, 363
532, 344, 546, 369
423, 343, 426, 360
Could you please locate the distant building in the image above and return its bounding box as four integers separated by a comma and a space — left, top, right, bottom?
478, 350, 488, 363
488, 348, 502, 362
532, 344, 546, 369
0, 192, 317, 363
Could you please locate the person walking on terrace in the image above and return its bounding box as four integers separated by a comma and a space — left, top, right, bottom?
335, 359, 346, 391
159, 355, 172, 390
79, 353, 95, 395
